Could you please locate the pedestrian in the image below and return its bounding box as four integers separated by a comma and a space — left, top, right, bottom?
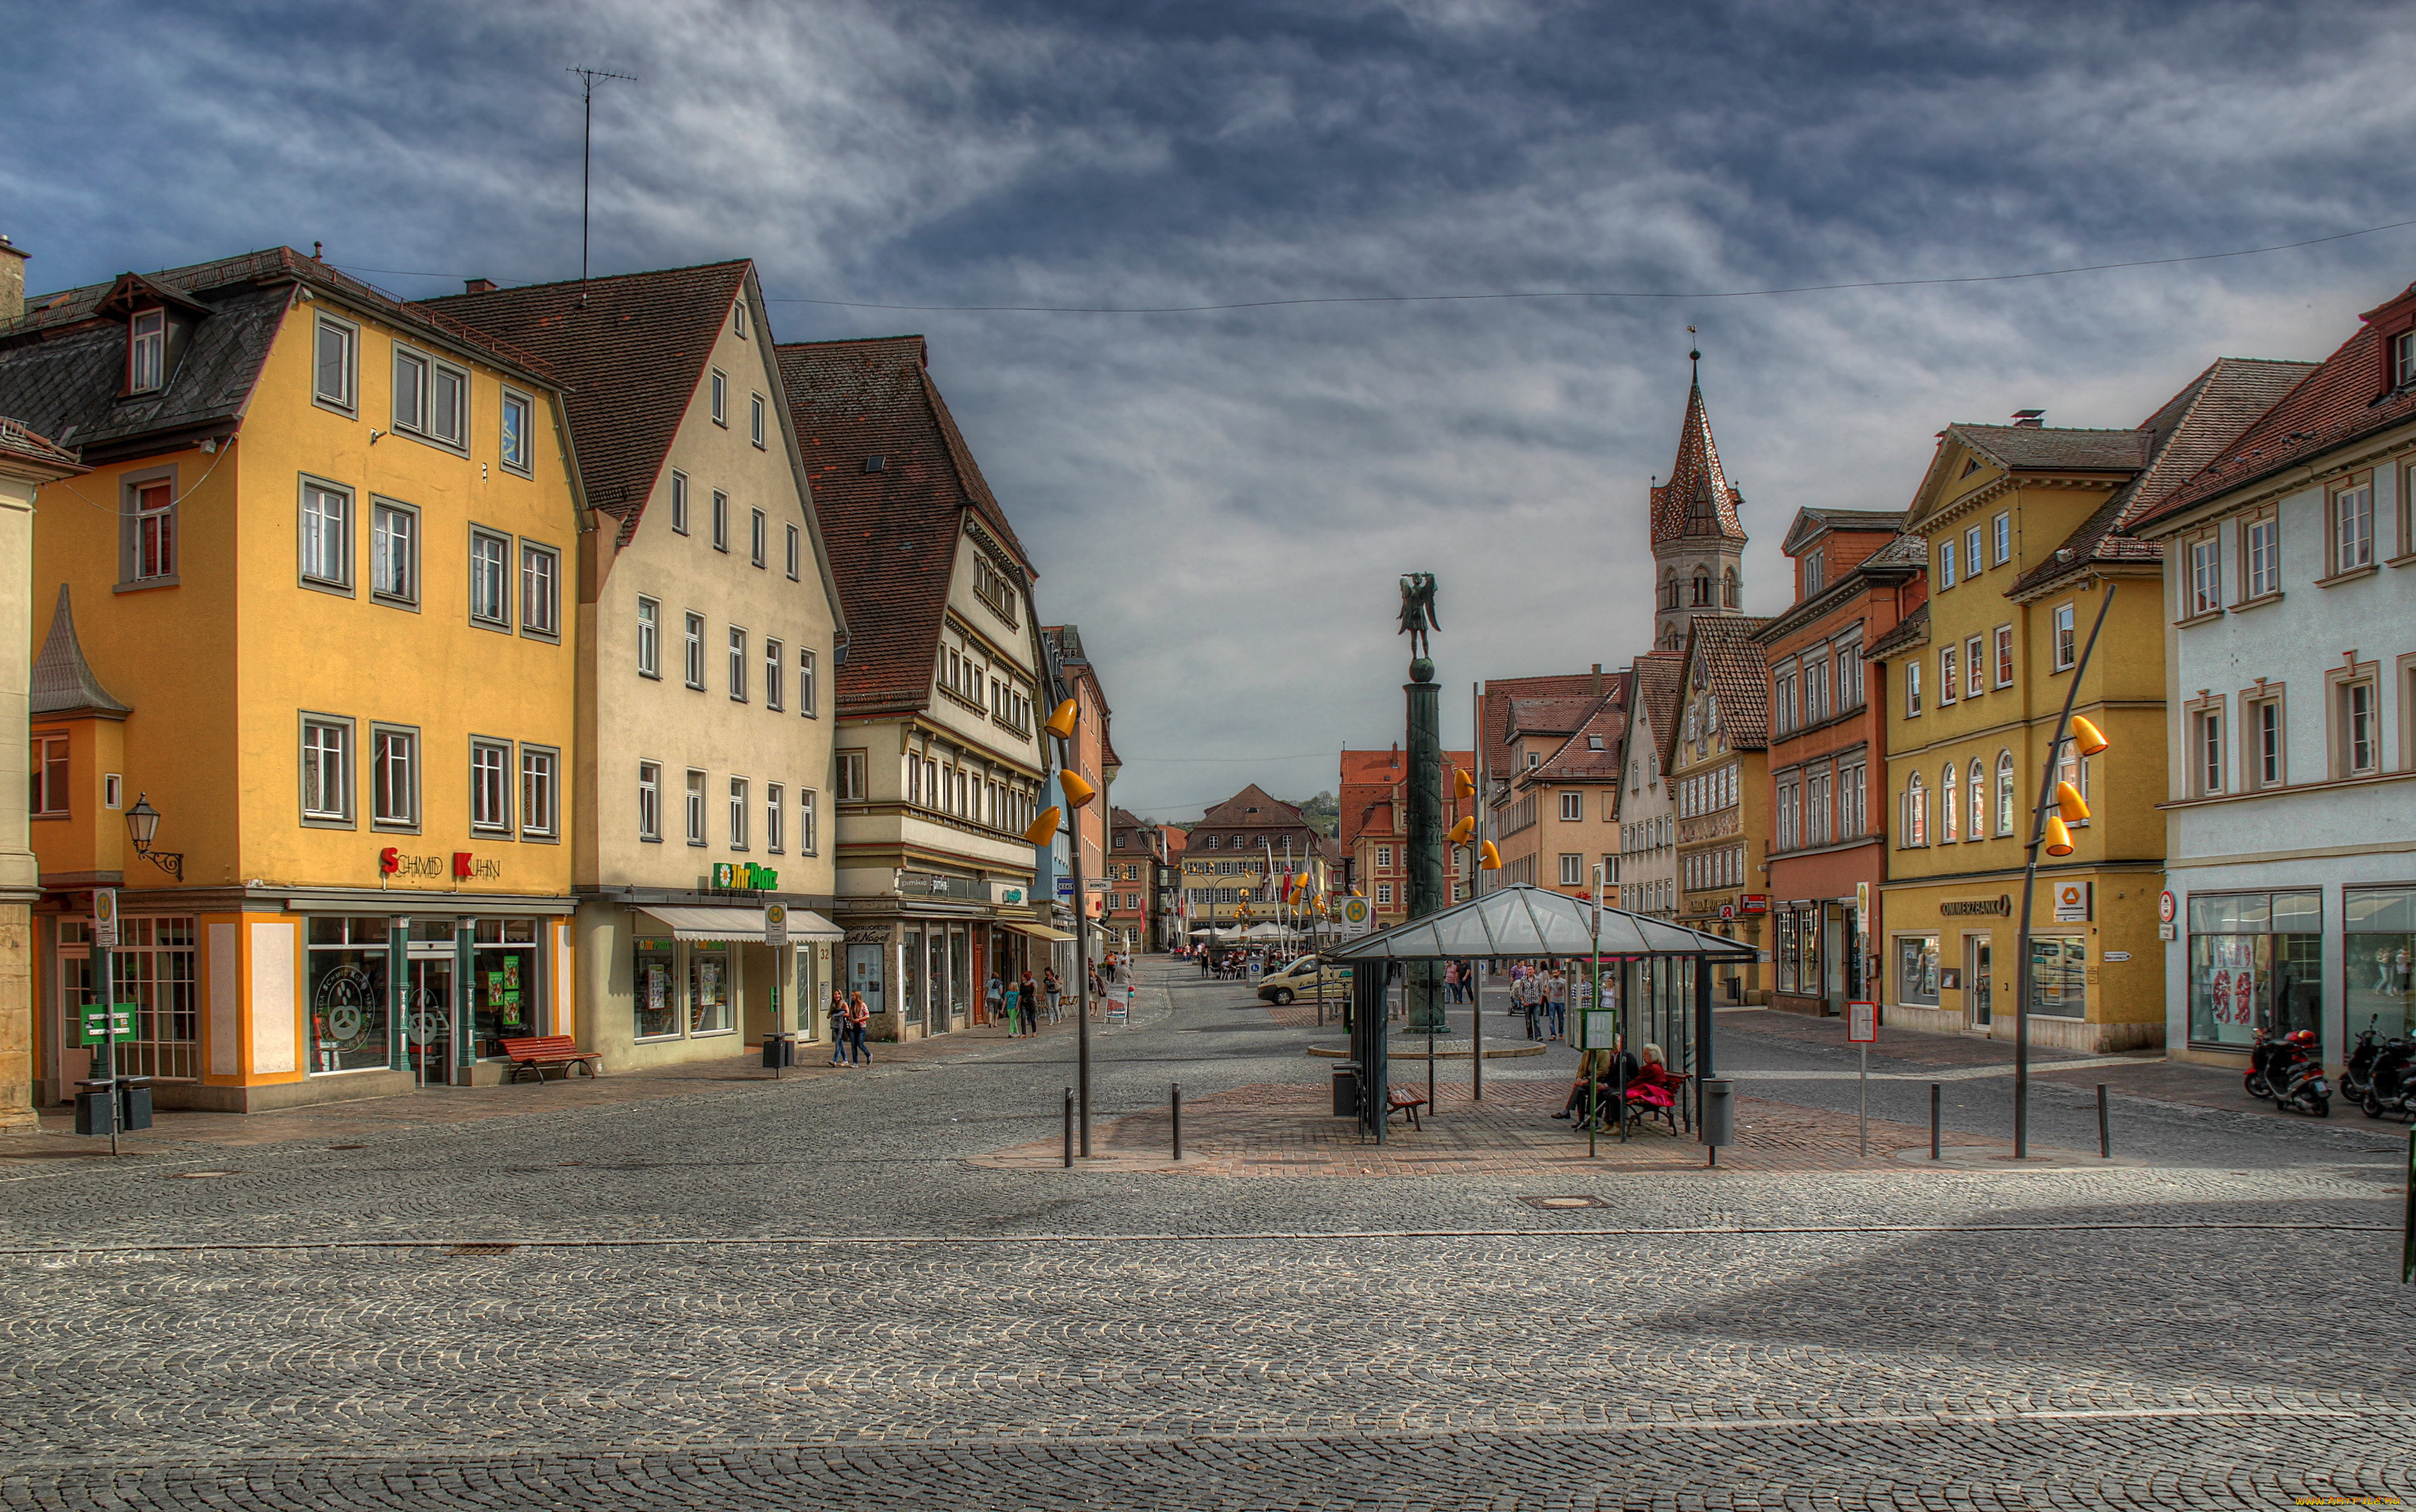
1198, 946, 1210, 977
1546, 967, 1568, 1041
999, 977, 1021, 1036
983, 974, 1003, 1028
1517, 969, 1540, 1040
1042, 967, 1061, 1022
826, 989, 850, 1066
845, 989, 872, 1065
1019, 972, 1040, 1036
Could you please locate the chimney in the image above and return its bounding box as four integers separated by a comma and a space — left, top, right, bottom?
0, 235, 27, 327
463, 277, 497, 294
1591, 663, 1602, 696
1390, 741, 1399, 768
2012, 409, 2045, 428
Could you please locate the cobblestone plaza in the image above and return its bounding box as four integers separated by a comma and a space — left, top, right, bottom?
3, 960, 2410, 1510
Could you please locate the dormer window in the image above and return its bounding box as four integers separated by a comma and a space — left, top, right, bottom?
2396, 330, 2416, 390
128, 309, 166, 393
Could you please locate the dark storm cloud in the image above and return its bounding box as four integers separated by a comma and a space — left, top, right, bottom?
7, 0, 2414, 815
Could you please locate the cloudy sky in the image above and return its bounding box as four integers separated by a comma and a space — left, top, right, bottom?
10, 0, 2416, 818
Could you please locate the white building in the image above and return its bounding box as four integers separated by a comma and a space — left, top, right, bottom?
2131, 285, 2416, 1073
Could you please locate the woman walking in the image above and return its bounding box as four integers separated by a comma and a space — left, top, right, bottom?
845, 989, 872, 1066
1000, 975, 1022, 1037
1043, 967, 1062, 1022
1019, 970, 1041, 1036
826, 988, 850, 1067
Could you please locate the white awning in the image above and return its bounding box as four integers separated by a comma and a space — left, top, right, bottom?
636, 906, 844, 943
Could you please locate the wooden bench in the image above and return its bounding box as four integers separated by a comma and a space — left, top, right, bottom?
1386, 1085, 1428, 1130
499, 1035, 602, 1084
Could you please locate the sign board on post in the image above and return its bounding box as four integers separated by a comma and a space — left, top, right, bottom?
78, 1006, 134, 1046
763, 903, 788, 948
93, 889, 119, 949
2159, 889, 2178, 941
1847, 1000, 1877, 1043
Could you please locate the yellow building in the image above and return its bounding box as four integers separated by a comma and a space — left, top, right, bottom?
0, 248, 585, 1111
1668, 616, 1773, 1002
1868, 362, 2311, 1051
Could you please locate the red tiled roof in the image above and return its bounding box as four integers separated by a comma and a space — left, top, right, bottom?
1649, 377, 1747, 547
1682, 617, 1774, 751
1338, 746, 1472, 848
1627, 652, 1685, 766
1478, 673, 1606, 778
777, 335, 1034, 717
2132, 297, 2411, 529
423, 262, 751, 547
1530, 684, 1631, 784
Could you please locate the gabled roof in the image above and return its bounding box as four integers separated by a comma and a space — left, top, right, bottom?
0, 247, 556, 463
1780, 507, 1905, 556
1864, 599, 1930, 661
30, 585, 128, 718
2133, 296, 2411, 530
1948, 424, 2147, 474
1628, 651, 1685, 752
778, 335, 1035, 717
1649, 370, 1747, 547
2009, 357, 2316, 598
1529, 685, 1630, 785
1678, 616, 1774, 751
1754, 530, 1926, 645
422, 262, 751, 546
1505, 696, 1599, 740
1478, 673, 1607, 777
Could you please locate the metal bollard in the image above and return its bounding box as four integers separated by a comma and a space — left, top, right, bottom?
1171, 1081, 1183, 1161
1063, 1088, 1074, 1169
2097, 1083, 2111, 1159
1930, 1083, 1941, 1161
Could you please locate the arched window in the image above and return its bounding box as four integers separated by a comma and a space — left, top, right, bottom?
1941, 762, 1960, 843
1692, 573, 1711, 606
1722, 567, 1741, 608
1969, 758, 1986, 841
1905, 772, 1927, 847
1660, 575, 1681, 610
1996, 750, 2017, 836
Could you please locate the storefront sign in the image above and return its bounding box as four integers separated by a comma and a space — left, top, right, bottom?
1941, 896, 2012, 916
1740, 894, 1769, 915
2103, 950, 2131, 962
2054, 882, 2093, 923
844, 927, 891, 945
379, 849, 500, 882
713, 861, 780, 890
92, 888, 118, 948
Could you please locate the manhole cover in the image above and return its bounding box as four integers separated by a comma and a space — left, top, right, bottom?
172, 1171, 242, 1179
445, 1243, 520, 1256
1520, 1195, 1607, 1210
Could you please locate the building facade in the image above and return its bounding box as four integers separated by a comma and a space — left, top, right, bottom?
1504, 684, 1628, 903
1669, 617, 1773, 1002
1753, 510, 1922, 1016
1477, 673, 1604, 896
2130, 287, 2416, 1073
780, 336, 1059, 1040
1178, 785, 1336, 944
1039, 623, 1117, 962
1616, 653, 1684, 921
1869, 361, 2310, 1050
432, 262, 849, 1069
1339, 744, 1472, 923
1105, 807, 1171, 952
0, 248, 585, 1110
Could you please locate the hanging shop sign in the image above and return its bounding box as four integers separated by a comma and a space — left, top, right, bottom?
713, 862, 780, 890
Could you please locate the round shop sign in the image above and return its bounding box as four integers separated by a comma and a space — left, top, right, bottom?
2159, 890, 2177, 925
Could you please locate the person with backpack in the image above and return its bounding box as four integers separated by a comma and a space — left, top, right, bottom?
845, 989, 872, 1065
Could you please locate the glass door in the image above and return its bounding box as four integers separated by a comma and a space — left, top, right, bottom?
406, 955, 454, 1087
1968, 937, 1993, 1027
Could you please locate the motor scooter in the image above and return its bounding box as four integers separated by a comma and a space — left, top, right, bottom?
2343, 1020, 2381, 1107
2362, 1031, 2416, 1120
2269, 1031, 2331, 1117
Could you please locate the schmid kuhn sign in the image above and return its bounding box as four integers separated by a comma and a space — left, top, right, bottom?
381, 849, 501, 882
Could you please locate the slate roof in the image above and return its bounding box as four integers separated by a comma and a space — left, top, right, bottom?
1682, 616, 1774, 751
1649, 375, 1748, 547
0, 247, 555, 464
2133, 293, 2414, 530
2007, 357, 2316, 599
777, 336, 1035, 717
422, 262, 750, 547
1951, 424, 2148, 473
29, 585, 128, 717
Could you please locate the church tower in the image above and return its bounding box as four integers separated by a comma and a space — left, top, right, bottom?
1647, 349, 1748, 652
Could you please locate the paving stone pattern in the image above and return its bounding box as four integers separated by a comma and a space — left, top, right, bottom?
2, 960, 2410, 1510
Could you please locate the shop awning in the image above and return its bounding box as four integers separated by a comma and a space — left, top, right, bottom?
1000, 919, 1078, 942
636, 905, 844, 943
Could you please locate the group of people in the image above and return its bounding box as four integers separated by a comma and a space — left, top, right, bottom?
1181, 944, 1262, 980
1505, 960, 1595, 1043
1553, 1039, 1679, 1128
983, 968, 1063, 1037
824, 989, 874, 1066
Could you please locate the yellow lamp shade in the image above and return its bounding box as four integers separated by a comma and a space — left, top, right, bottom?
1059, 770, 1097, 808
1447, 816, 1475, 844
2069, 715, 2108, 757
1479, 841, 1502, 871
2043, 815, 2075, 857
1453, 768, 1476, 799
1022, 806, 1061, 845
1045, 699, 1079, 740
2054, 780, 2089, 824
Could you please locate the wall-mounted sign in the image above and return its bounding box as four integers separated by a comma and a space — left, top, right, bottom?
1941, 896, 2012, 917
713, 861, 780, 890
2103, 950, 2132, 963
1740, 894, 1769, 915
380, 849, 499, 882
2054, 882, 2093, 923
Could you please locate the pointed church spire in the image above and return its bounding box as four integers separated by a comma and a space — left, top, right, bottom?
1647, 349, 1748, 550
31, 585, 130, 718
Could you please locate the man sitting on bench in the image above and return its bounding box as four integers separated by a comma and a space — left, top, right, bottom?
1553, 1041, 1637, 1121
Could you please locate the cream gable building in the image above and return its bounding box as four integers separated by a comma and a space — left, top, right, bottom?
433, 262, 848, 1068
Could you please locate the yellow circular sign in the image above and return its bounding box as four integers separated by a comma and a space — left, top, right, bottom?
1341, 898, 1371, 925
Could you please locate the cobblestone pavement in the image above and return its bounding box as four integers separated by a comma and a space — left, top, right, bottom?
3, 958, 2410, 1510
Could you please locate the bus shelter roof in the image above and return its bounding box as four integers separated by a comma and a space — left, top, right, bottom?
1323, 885, 1758, 963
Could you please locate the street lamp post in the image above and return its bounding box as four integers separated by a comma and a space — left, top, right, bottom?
1025, 698, 1098, 1155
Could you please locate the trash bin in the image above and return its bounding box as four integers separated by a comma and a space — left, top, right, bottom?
1701, 1077, 1735, 1147
73, 1080, 115, 1137
117, 1076, 154, 1132
760, 1034, 796, 1069
1331, 1062, 1359, 1117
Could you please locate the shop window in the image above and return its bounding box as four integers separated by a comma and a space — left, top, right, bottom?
469, 529, 510, 628
2347, 888, 2416, 1043
1897, 936, 1939, 1006
633, 938, 679, 1039
307, 915, 391, 1075
2028, 936, 2088, 1018
110, 915, 201, 1080
31, 734, 68, 817
470, 916, 542, 1056
2190, 891, 2323, 1048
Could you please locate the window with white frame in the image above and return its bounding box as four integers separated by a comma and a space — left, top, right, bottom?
685, 769, 708, 845
785, 523, 801, 580
638, 761, 662, 841
1964, 636, 1984, 700
470, 739, 511, 834
370, 725, 417, 828
1992, 510, 2011, 566
684, 613, 706, 690
1965, 525, 1984, 579
2246, 692, 2285, 790
2054, 737, 2091, 820
300, 480, 352, 589
1807, 766, 1832, 845
636, 597, 660, 678
1994, 625, 2015, 688
670, 471, 690, 535
393, 347, 466, 448
1942, 762, 1960, 842
1840, 759, 1867, 837
2337, 673, 2381, 777
2332, 479, 2375, 575
370, 498, 416, 606
1558, 791, 1582, 821
728, 777, 751, 851
1966, 758, 1984, 841
1940, 645, 1959, 705
710, 369, 727, 426
1903, 771, 1927, 846
2189, 534, 2223, 616
126, 477, 176, 585
1938, 538, 1958, 589
128, 309, 165, 393
520, 745, 559, 839
1996, 749, 2016, 835
2397, 330, 2416, 389
470, 529, 509, 626
1906, 659, 1922, 716
1376, 882, 1395, 906
1776, 779, 1800, 850
499, 388, 533, 475
800, 647, 818, 717
313, 316, 357, 411
520, 543, 560, 638
750, 394, 767, 448
2244, 511, 2281, 599
711, 490, 730, 552
1805, 653, 1831, 724
836, 751, 865, 803
2191, 702, 2225, 797
301, 716, 353, 824
764, 638, 784, 710
801, 787, 818, 854
727, 626, 747, 701
1773, 660, 1798, 735
766, 783, 784, 853
2052, 602, 2077, 671
30, 734, 67, 817
1837, 633, 1864, 708
750, 508, 767, 568
1558, 853, 1583, 886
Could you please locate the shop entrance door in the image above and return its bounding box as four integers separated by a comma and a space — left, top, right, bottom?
1967, 937, 1992, 1028
406, 952, 456, 1087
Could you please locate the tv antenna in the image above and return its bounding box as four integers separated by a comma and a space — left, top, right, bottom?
567, 66, 637, 303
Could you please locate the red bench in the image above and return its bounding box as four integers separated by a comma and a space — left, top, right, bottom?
1386, 1086, 1428, 1130
499, 1035, 602, 1084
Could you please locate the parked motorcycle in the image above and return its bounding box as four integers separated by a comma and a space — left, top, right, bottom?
2244, 1026, 2290, 1101
2246, 1027, 2331, 1116
2343, 1021, 2381, 1107
2358, 1027, 2416, 1121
